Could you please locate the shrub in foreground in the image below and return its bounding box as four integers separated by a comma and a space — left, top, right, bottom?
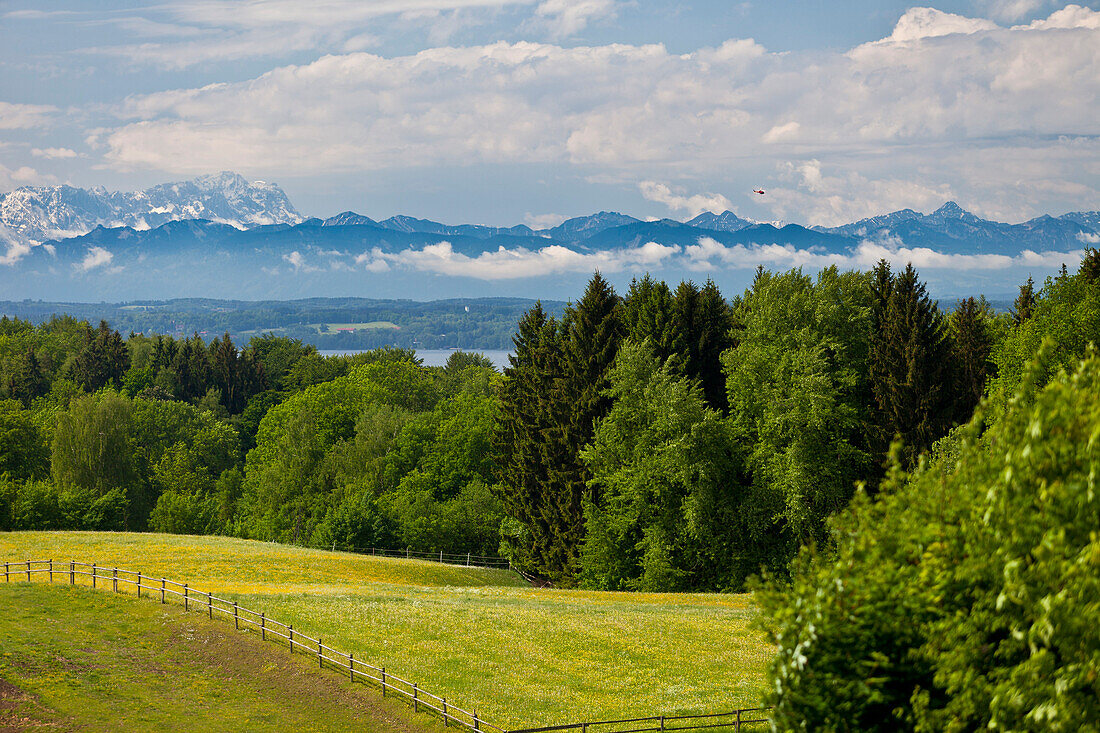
758, 352, 1100, 731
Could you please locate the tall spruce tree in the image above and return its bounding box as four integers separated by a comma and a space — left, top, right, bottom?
546, 272, 623, 580
1012, 276, 1037, 325
621, 275, 676, 362
70, 320, 130, 393
950, 297, 994, 422
868, 263, 957, 470
494, 302, 564, 574
693, 279, 736, 412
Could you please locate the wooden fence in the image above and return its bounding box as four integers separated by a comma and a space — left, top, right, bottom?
338, 546, 512, 570
2, 559, 769, 733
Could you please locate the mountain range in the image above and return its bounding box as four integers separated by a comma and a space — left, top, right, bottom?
0, 173, 1096, 301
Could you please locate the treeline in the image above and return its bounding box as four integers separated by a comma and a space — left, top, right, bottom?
1, 319, 504, 555
0, 256, 1080, 597
0, 297, 566, 351
759, 254, 1100, 730
495, 264, 1003, 589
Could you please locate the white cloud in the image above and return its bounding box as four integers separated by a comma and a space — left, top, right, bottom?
529, 0, 617, 38
89, 5, 1099, 222
76, 0, 613, 67
1015, 4, 1100, 29
767, 160, 956, 227
638, 181, 734, 219
880, 7, 999, 43
524, 212, 569, 229
761, 121, 801, 144
1078, 232, 1100, 244
681, 236, 1084, 273
0, 102, 55, 130
0, 163, 56, 192
0, 224, 33, 266
282, 250, 321, 272
78, 246, 114, 271
984, 0, 1049, 22
31, 147, 79, 159
373, 240, 678, 279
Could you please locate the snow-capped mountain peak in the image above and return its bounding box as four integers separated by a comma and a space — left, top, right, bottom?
0, 172, 304, 251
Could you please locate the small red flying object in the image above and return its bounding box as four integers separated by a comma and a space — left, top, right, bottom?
753, 189, 766, 195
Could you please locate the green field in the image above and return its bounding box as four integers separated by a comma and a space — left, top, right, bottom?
0, 582, 436, 732
0, 533, 773, 730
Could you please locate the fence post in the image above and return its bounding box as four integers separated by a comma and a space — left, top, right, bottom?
49, 559, 53, 583
349, 653, 354, 681
70, 561, 74, 585
208, 592, 213, 619
406, 547, 410, 559
261, 613, 266, 640
184, 584, 189, 611
381, 667, 386, 696
413, 684, 418, 713
289, 624, 293, 652
234, 602, 239, 630
136, 573, 141, 598
442, 697, 447, 727
318, 638, 323, 668
735, 710, 741, 732
92, 563, 96, 588
467, 552, 470, 567
4, 562, 8, 582
112, 568, 117, 592
26, 561, 31, 581
660, 717, 664, 732
161, 579, 166, 604
440, 550, 443, 562
475, 711, 480, 731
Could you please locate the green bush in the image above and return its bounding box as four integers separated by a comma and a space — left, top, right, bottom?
758, 352, 1100, 731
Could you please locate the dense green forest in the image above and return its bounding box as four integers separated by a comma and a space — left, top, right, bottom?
0, 297, 566, 351
0, 257, 1093, 586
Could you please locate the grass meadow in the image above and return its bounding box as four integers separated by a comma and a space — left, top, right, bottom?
0, 532, 773, 730
0, 582, 435, 732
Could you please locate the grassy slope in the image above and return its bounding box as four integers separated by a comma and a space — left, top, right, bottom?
0, 532, 773, 729
0, 582, 437, 733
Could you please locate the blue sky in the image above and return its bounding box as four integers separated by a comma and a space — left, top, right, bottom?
1, 0, 1098, 227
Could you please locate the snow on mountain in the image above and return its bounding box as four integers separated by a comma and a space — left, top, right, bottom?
685, 210, 754, 233
0, 172, 303, 252
1060, 211, 1100, 232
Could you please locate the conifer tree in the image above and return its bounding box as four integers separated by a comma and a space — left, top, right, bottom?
693, 279, 736, 412
1080, 247, 1100, 284
621, 275, 676, 362
1012, 276, 1037, 325
868, 263, 956, 470
547, 272, 622, 579
494, 302, 564, 574
950, 297, 994, 422
671, 280, 701, 377
70, 320, 130, 392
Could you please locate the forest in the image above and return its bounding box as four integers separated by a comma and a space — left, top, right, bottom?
0, 255, 1091, 588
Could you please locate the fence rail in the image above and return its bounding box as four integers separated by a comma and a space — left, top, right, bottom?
345, 546, 512, 570
2, 559, 768, 733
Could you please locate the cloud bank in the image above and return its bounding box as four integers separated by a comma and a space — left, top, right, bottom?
90, 5, 1100, 224
274, 237, 1086, 281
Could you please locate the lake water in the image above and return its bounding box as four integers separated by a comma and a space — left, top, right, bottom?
319, 348, 513, 369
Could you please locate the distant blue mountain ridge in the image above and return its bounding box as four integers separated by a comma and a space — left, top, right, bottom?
0, 173, 1096, 301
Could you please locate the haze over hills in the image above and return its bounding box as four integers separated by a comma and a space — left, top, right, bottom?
0, 173, 1095, 301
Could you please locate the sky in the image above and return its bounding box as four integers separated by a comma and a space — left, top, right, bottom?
1, 0, 1098, 229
